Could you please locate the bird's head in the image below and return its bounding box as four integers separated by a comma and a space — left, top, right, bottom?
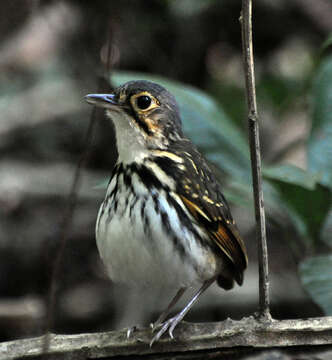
85, 80, 183, 163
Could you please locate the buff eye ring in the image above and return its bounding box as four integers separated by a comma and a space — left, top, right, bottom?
130, 91, 160, 113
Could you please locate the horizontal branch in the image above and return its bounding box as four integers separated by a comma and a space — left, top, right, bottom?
2, 316, 332, 359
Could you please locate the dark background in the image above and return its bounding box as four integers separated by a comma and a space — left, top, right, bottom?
0, 0, 330, 342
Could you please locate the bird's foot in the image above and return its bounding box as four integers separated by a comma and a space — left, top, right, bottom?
150, 314, 183, 347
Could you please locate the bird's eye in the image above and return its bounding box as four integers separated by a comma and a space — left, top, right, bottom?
136, 95, 152, 110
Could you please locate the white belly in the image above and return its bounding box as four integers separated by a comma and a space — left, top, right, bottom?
96, 175, 219, 289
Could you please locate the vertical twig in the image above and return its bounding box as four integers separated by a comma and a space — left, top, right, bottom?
240, 0, 271, 320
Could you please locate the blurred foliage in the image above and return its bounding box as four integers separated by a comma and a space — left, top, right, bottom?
298, 55, 332, 313
262, 164, 321, 190
1, 0, 332, 341
300, 255, 332, 315
321, 34, 332, 53
308, 57, 332, 190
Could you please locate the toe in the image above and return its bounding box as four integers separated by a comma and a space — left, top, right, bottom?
126, 325, 137, 339
169, 320, 178, 337
150, 321, 170, 346
150, 332, 160, 347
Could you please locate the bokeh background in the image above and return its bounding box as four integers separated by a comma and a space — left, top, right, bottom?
1, 0, 332, 343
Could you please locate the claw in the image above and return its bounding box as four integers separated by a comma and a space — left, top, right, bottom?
126, 326, 145, 343
150, 322, 168, 346
126, 326, 137, 339
150, 331, 162, 347
169, 321, 177, 337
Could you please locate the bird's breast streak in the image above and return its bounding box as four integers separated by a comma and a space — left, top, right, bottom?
96, 171, 220, 288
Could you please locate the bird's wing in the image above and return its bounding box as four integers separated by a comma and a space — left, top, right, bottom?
150, 146, 248, 284
177, 149, 248, 285
179, 194, 247, 285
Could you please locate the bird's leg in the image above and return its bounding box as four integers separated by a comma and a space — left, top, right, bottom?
150, 276, 216, 346
151, 287, 187, 330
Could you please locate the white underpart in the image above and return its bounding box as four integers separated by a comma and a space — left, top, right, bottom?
96, 109, 220, 289
96, 183, 218, 289
108, 109, 149, 164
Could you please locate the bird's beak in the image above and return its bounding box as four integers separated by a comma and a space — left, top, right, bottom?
85, 93, 119, 109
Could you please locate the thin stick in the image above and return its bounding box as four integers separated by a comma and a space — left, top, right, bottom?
240, 0, 271, 319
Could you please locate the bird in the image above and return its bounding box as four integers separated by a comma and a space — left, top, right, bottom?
85, 80, 248, 346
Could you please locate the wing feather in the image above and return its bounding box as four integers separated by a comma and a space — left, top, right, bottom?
151, 143, 248, 285
179, 193, 248, 285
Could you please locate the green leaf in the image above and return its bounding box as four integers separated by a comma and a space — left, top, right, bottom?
308, 57, 332, 189
321, 208, 332, 248
262, 164, 321, 190
320, 34, 332, 53
112, 71, 251, 182
257, 74, 301, 113
300, 255, 332, 315
266, 179, 331, 246
224, 179, 253, 209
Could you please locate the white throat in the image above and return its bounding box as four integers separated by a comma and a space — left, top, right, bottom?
107, 110, 149, 165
